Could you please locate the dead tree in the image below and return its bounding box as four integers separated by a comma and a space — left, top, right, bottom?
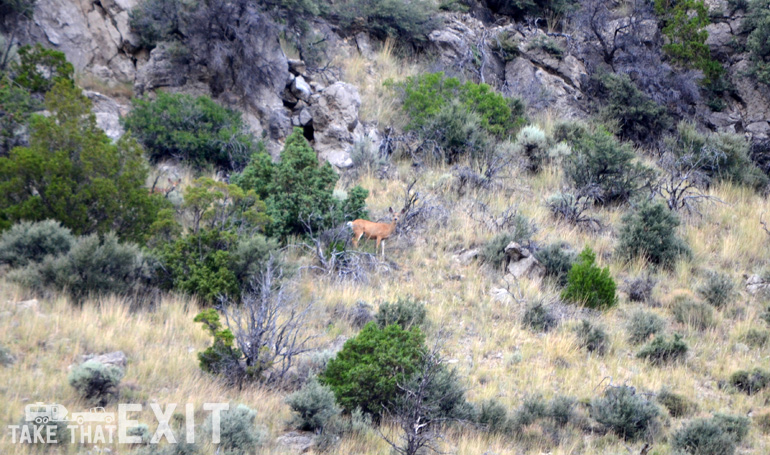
652, 150, 724, 215
219, 257, 314, 385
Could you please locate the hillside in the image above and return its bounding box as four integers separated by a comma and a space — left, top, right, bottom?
2, 1, 770, 454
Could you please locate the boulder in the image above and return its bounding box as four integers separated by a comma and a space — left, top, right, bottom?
298, 108, 313, 126
705, 22, 734, 59
287, 59, 307, 77
276, 432, 314, 453
32, 0, 140, 84
85, 91, 125, 140
746, 274, 770, 295
310, 82, 361, 168
504, 242, 545, 280
291, 76, 312, 102
81, 351, 128, 369
135, 43, 185, 94
505, 57, 583, 118
453, 248, 480, 266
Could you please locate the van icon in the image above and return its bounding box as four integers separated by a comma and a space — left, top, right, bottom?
24, 403, 69, 424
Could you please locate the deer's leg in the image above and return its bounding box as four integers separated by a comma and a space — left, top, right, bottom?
381, 240, 385, 258
352, 231, 363, 248
376, 237, 382, 256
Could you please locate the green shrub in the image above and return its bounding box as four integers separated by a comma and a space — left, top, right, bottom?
124, 92, 255, 171
480, 217, 533, 268
730, 368, 770, 394
396, 72, 525, 139
654, 0, 723, 85
534, 242, 576, 287
0, 74, 39, 155
68, 360, 124, 405
12, 232, 157, 303
0, 220, 74, 268
592, 73, 670, 144
194, 309, 242, 377
744, 0, 770, 85
547, 395, 576, 427
330, 0, 440, 44
561, 247, 617, 309
637, 334, 688, 365
511, 394, 547, 428
666, 122, 768, 190
739, 328, 769, 347
375, 298, 427, 330
657, 388, 694, 417
590, 385, 659, 441
673, 298, 715, 330
616, 201, 690, 268
263, 129, 368, 238
672, 414, 750, 455
0, 81, 163, 242
626, 309, 666, 345
697, 271, 734, 308
286, 377, 341, 432
422, 100, 493, 164
128, 424, 151, 444
203, 404, 265, 454
490, 30, 520, 62
478, 399, 508, 433
523, 300, 557, 333
563, 128, 653, 204
575, 319, 609, 355
230, 146, 273, 201
528, 35, 564, 58
12, 44, 74, 94
320, 322, 424, 416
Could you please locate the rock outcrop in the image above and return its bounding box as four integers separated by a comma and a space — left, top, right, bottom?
504, 242, 545, 280
310, 82, 362, 168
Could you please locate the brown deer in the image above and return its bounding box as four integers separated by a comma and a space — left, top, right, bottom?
149, 178, 181, 198
347, 207, 405, 258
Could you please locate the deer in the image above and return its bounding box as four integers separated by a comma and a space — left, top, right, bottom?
347, 207, 405, 258
149, 178, 181, 198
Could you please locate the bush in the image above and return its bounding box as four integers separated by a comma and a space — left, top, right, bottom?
744, 0, 770, 85
637, 334, 688, 365
0, 81, 163, 243
657, 388, 693, 418
739, 328, 769, 347
616, 201, 690, 268
264, 129, 368, 238
730, 368, 770, 394
561, 247, 617, 309
534, 242, 576, 287
548, 395, 576, 427
673, 298, 715, 330
480, 217, 533, 269
666, 122, 768, 190
522, 300, 558, 333
563, 128, 653, 204
203, 404, 265, 454
330, 0, 441, 44
590, 385, 659, 441
478, 399, 508, 433
626, 310, 666, 345
575, 319, 609, 355
485, 0, 577, 21
375, 298, 427, 330
592, 73, 670, 144
124, 92, 255, 171
654, 0, 724, 85
68, 360, 124, 405
349, 301, 374, 329
12, 44, 74, 94
396, 72, 525, 140
421, 100, 492, 164
697, 271, 734, 308
12, 232, 157, 303
286, 377, 341, 432
511, 394, 547, 428
0, 220, 74, 268
624, 275, 657, 303
672, 414, 750, 455
514, 125, 549, 172
320, 322, 425, 416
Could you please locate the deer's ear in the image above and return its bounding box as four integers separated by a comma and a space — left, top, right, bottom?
389, 207, 394, 213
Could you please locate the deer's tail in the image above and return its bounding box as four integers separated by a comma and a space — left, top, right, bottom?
346, 221, 353, 229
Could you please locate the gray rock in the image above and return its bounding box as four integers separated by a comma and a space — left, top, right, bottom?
287, 59, 307, 77
504, 242, 545, 280
85, 91, 125, 140
268, 110, 292, 141
81, 351, 128, 369
505, 57, 583, 118
310, 82, 361, 168
291, 76, 312, 102
15, 299, 39, 311
276, 432, 314, 453
705, 22, 733, 59
299, 108, 313, 126
453, 248, 480, 266
504, 242, 531, 261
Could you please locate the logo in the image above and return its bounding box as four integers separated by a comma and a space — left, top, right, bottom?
8, 402, 229, 445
